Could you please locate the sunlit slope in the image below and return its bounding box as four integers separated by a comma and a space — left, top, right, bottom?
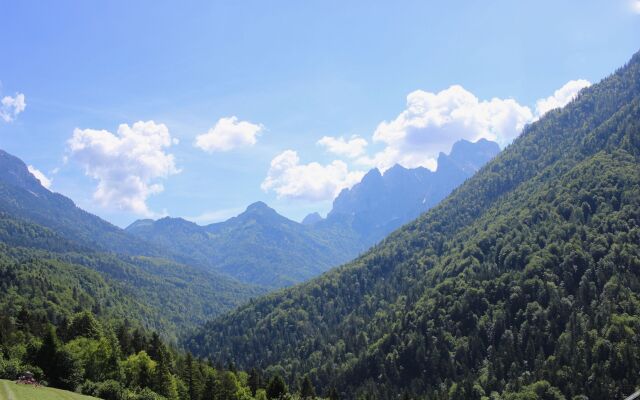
187, 50, 640, 399
0, 380, 99, 400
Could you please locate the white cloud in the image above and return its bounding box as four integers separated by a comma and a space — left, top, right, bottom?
317, 135, 368, 158
261, 150, 364, 201
356, 145, 439, 172
195, 116, 263, 152
27, 165, 52, 189
1, 93, 26, 122
632, 0, 640, 14
364, 85, 533, 171
261, 79, 588, 201
67, 120, 179, 216
535, 79, 591, 116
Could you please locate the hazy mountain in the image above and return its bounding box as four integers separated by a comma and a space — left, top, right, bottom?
127, 201, 360, 288
186, 51, 640, 399
301, 212, 323, 225
323, 138, 500, 244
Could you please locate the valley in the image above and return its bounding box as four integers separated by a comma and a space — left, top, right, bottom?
1, 4, 639, 399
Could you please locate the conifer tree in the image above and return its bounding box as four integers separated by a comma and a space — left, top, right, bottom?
266, 375, 287, 399
248, 367, 263, 395
300, 375, 316, 399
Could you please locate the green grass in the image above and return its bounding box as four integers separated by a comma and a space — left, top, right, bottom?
0, 379, 100, 400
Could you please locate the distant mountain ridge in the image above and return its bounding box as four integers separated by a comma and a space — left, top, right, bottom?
127, 138, 499, 288
0, 150, 262, 337
0, 149, 162, 257
127, 201, 361, 288
301, 212, 323, 225
316, 138, 500, 244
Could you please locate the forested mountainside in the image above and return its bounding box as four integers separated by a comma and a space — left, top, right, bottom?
0, 153, 262, 339
126, 202, 360, 288
127, 140, 498, 289
0, 210, 261, 340
0, 150, 164, 257
186, 51, 640, 399
317, 139, 500, 245
0, 230, 328, 399
0, 153, 279, 399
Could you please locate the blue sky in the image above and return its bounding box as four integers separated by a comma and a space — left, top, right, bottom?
1, 0, 639, 227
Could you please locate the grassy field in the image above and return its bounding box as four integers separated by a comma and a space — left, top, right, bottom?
0, 379, 100, 400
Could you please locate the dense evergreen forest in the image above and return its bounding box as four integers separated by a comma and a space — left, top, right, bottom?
0, 137, 270, 398
186, 51, 640, 399
0, 212, 260, 340
1, 305, 320, 400
0, 219, 327, 399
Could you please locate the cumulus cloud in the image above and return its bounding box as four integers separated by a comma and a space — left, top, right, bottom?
535, 79, 591, 116
67, 120, 179, 216
27, 165, 52, 189
317, 135, 368, 158
261, 150, 364, 201
261, 79, 589, 201
1, 93, 26, 122
195, 116, 263, 152
362, 85, 533, 171
632, 0, 640, 13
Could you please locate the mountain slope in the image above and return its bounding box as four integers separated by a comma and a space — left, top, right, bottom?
321, 138, 499, 243
186, 51, 640, 399
0, 210, 261, 340
0, 153, 262, 338
127, 202, 360, 288
0, 150, 162, 257
200, 202, 360, 287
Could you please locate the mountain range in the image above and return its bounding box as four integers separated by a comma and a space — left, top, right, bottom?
185, 51, 640, 399
0, 150, 262, 339
126, 138, 499, 288
315, 138, 500, 244
0, 149, 163, 257
0, 133, 500, 341
0, 125, 500, 341
126, 201, 358, 288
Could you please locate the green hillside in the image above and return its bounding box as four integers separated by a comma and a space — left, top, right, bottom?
0, 211, 262, 341
0, 379, 99, 400
126, 202, 362, 288
0, 149, 162, 258
0, 150, 302, 400
0, 150, 264, 339
186, 51, 640, 399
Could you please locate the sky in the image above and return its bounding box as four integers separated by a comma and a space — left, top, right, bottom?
1, 0, 639, 227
